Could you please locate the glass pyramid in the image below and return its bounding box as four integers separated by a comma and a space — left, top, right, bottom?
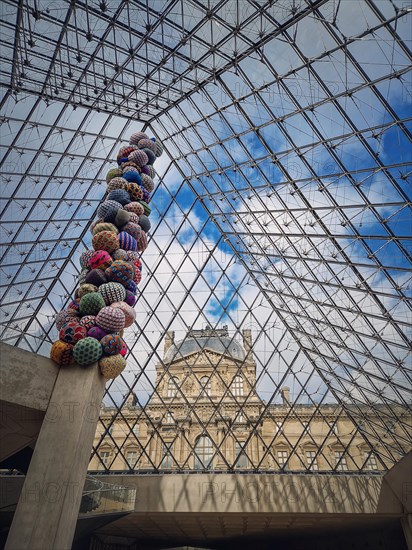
0, 0, 411, 473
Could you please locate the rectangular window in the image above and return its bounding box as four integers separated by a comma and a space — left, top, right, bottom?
235, 442, 248, 469
126, 450, 138, 469
132, 424, 140, 437
335, 451, 348, 471
364, 452, 378, 470
302, 421, 310, 434
306, 450, 319, 471
161, 444, 173, 468
275, 421, 284, 434
99, 451, 110, 470
277, 450, 288, 468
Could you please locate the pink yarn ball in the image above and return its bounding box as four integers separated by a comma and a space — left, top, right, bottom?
96, 306, 126, 332
111, 301, 136, 328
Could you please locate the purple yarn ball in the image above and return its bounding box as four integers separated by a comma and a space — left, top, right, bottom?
87, 326, 107, 340
124, 290, 137, 306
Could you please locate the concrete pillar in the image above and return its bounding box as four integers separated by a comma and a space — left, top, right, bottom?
6, 362, 105, 550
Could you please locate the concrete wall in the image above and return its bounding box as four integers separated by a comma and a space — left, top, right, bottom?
0, 342, 58, 461
94, 473, 402, 515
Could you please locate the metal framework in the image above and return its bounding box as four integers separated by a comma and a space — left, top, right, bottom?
0, 0, 411, 474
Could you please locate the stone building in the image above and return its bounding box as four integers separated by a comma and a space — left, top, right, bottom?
90, 328, 410, 473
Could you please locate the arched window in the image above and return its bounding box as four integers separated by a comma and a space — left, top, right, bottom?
194, 436, 213, 470
232, 375, 243, 397
199, 376, 211, 398
167, 377, 179, 398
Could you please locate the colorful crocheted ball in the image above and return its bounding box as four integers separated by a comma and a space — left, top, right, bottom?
128, 213, 140, 225
105, 260, 134, 284
100, 334, 123, 356
92, 231, 120, 254
96, 306, 125, 332
85, 269, 108, 287
87, 326, 107, 340
99, 354, 126, 379
112, 249, 129, 261
118, 231, 137, 251
141, 148, 156, 165
141, 174, 154, 192
107, 189, 131, 206
124, 290, 137, 306
121, 160, 142, 174
133, 268, 142, 285
77, 284, 98, 299
79, 315, 96, 331
106, 168, 122, 183
125, 279, 137, 294
141, 164, 155, 179
128, 149, 148, 167
138, 138, 156, 153
123, 170, 143, 185
138, 200, 151, 216
136, 230, 148, 252
67, 300, 80, 313
154, 140, 164, 157
124, 202, 144, 216
99, 282, 126, 305
142, 188, 151, 203
92, 222, 119, 235
50, 341, 74, 366
117, 145, 136, 159
59, 321, 87, 345
79, 292, 106, 316
97, 200, 122, 220
78, 269, 89, 286
123, 182, 143, 201
111, 301, 136, 328
89, 250, 112, 270
80, 250, 95, 269
123, 222, 141, 241
107, 177, 128, 193
55, 310, 78, 331
119, 340, 128, 357
122, 165, 140, 175
114, 209, 131, 228
130, 132, 149, 145
138, 215, 151, 233
127, 251, 140, 263
73, 337, 102, 366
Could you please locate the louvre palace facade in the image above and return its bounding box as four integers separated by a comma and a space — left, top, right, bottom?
90, 328, 411, 474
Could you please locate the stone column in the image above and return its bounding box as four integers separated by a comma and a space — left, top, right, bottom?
5, 362, 105, 550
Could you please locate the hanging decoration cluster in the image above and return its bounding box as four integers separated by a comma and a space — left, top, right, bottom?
50, 131, 163, 379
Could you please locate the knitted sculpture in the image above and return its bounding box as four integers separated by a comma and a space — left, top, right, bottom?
51, 130, 164, 380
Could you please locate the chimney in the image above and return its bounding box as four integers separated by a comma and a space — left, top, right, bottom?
164, 331, 175, 356
242, 329, 253, 361
281, 387, 291, 405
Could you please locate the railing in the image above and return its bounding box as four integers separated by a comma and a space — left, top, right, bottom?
79, 475, 136, 515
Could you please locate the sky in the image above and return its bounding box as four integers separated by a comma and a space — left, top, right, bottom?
0, 0, 410, 423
